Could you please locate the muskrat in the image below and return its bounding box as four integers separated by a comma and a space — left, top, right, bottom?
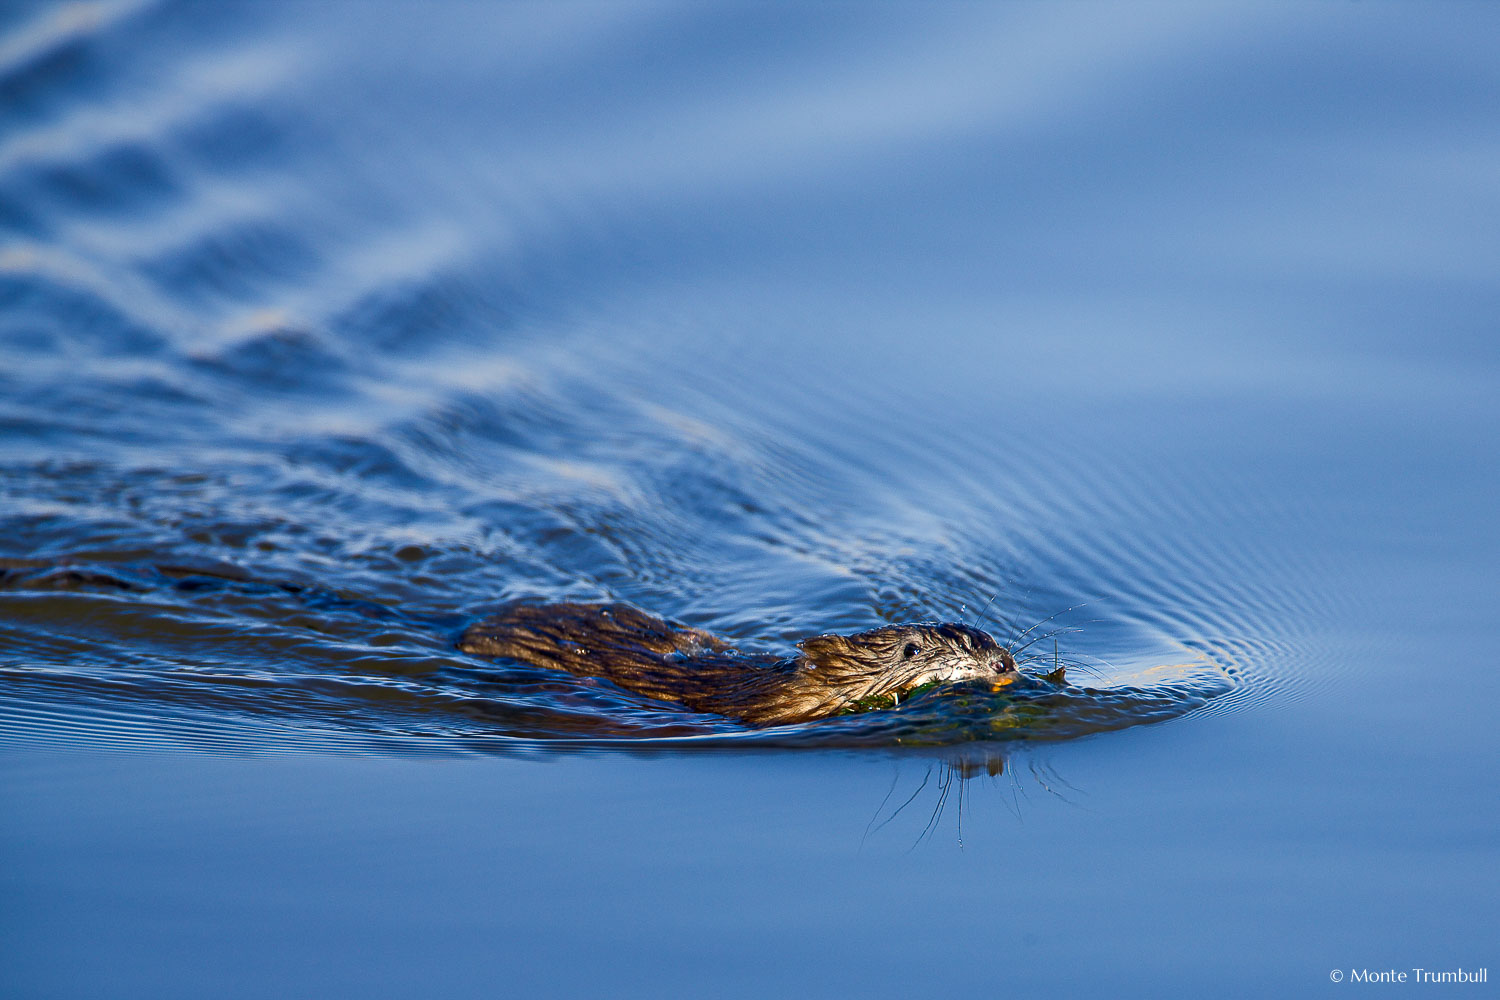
458, 601, 1020, 726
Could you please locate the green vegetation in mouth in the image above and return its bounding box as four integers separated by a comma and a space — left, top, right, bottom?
840, 681, 943, 715
838, 669, 1071, 718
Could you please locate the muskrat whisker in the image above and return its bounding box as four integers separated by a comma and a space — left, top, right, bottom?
1009, 598, 1109, 648
1010, 602, 1090, 644
975, 590, 1003, 634
1012, 615, 1109, 653
928, 771, 954, 841
956, 769, 966, 850
1027, 758, 1086, 808
997, 763, 1023, 822
1010, 624, 1088, 657
913, 769, 954, 849
1041, 758, 1086, 797
1060, 663, 1105, 681
861, 768, 902, 850
1060, 649, 1125, 675
993, 585, 1033, 646
1028, 645, 1121, 676
870, 766, 932, 840
1017, 652, 1105, 680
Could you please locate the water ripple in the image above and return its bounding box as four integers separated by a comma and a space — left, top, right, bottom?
0, 0, 1382, 755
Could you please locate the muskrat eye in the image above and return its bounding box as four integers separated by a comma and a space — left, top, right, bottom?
903, 642, 920, 659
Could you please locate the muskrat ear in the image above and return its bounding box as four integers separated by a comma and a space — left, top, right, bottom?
796, 633, 855, 667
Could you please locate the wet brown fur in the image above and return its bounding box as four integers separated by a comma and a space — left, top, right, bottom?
458, 601, 1016, 726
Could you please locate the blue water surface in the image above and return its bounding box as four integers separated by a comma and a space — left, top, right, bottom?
1, 1, 1497, 996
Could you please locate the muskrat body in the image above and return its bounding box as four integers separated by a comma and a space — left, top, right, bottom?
458, 601, 1018, 726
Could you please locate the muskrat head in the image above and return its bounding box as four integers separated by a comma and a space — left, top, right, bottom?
796, 622, 1017, 704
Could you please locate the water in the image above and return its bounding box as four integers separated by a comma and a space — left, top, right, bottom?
2, 2, 1496, 996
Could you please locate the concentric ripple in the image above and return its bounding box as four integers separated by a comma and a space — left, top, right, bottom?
0, 1, 1352, 755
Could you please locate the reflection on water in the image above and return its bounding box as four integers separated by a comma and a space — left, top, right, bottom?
860, 748, 1066, 850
